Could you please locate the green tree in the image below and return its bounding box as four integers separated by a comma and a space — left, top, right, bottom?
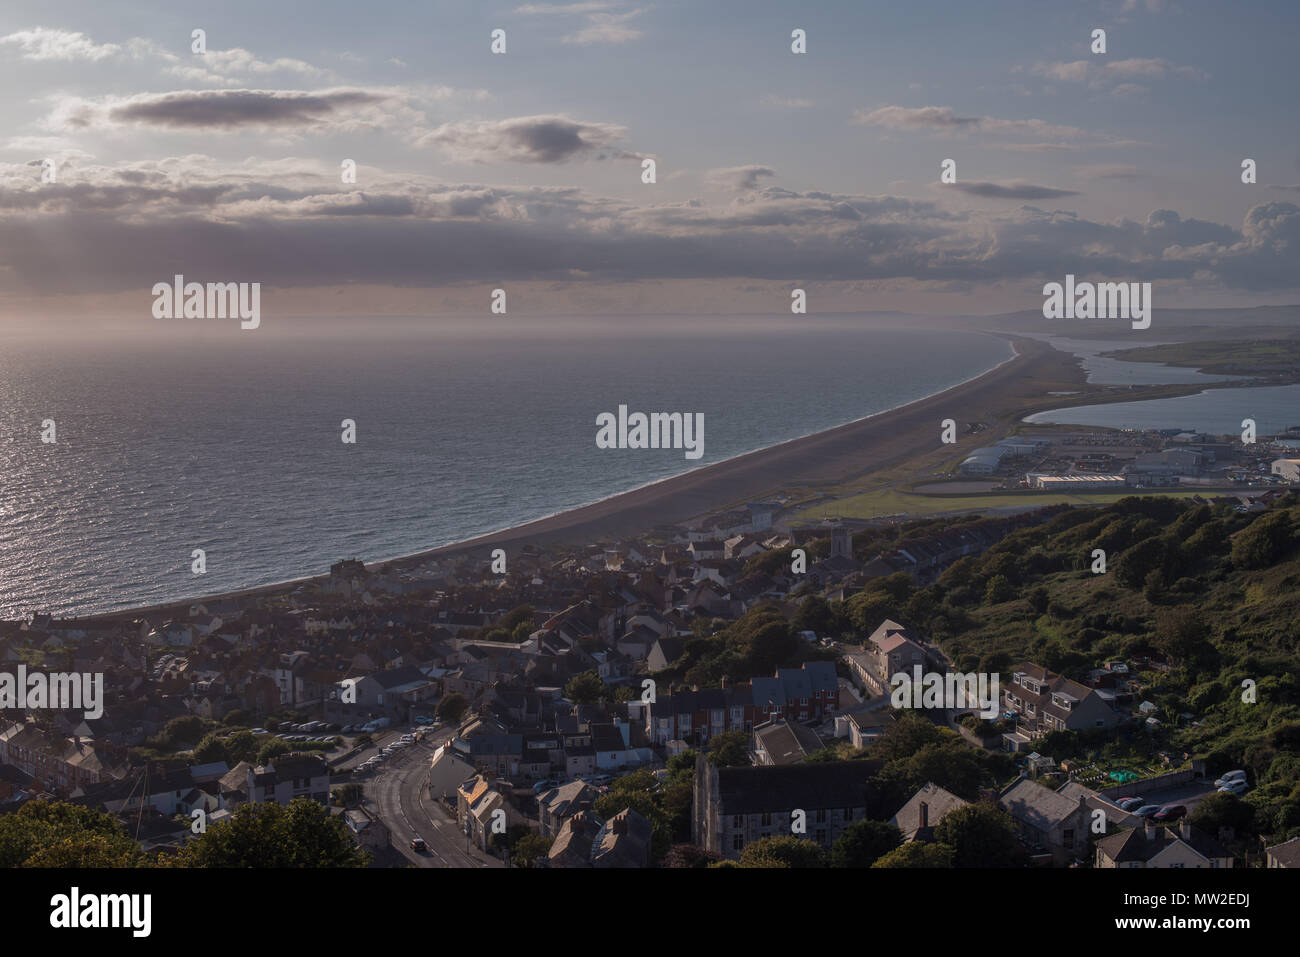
564, 671, 605, 706
872, 841, 954, 868
830, 819, 903, 868
256, 738, 292, 765
192, 731, 229, 764
437, 692, 470, 723
706, 730, 750, 768
0, 801, 146, 868
170, 799, 368, 868
983, 574, 1014, 604
738, 835, 826, 868
932, 802, 1024, 868
1231, 511, 1293, 569
511, 833, 553, 867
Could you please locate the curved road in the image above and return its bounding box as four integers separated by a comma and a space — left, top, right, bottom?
364, 730, 503, 869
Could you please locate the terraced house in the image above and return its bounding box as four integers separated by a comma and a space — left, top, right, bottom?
646, 661, 839, 746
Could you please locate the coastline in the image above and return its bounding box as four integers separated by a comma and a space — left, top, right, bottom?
69, 333, 1087, 625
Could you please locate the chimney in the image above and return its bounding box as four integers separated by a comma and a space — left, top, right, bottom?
919, 801, 929, 829
612, 814, 627, 834
1180, 819, 1192, 841
1145, 820, 1157, 841
721, 675, 729, 690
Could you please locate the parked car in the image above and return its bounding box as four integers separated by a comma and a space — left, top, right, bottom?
1134, 804, 1163, 818
532, 779, 558, 794
1116, 797, 1145, 811
590, 774, 613, 786
1153, 805, 1187, 822
1215, 770, 1247, 788
1218, 779, 1249, 795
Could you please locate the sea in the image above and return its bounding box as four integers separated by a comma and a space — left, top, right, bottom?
1023, 335, 1300, 436
0, 315, 1012, 618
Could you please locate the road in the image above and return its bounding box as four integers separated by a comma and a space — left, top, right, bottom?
363, 729, 503, 869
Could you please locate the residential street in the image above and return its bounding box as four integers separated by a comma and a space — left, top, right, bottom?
364, 729, 503, 869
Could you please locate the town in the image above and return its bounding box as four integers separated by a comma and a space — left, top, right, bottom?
3, 422, 1299, 870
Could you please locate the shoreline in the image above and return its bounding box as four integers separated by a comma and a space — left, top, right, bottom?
63, 332, 1045, 624
66, 333, 1070, 625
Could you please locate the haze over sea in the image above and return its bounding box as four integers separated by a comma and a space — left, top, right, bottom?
0, 315, 1011, 618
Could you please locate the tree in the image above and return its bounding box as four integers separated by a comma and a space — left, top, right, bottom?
738, 836, 826, 868
170, 799, 368, 868
983, 574, 1014, 604
332, 783, 364, 808
0, 801, 146, 868
437, 692, 469, 723
511, 833, 553, 868
706, 730, 750, 768
192, 731, 229, 764
932, 802, 1024, 868
256, 738, 292, 765
1115, 537, 1167, 589
830, 820, 903, 868
872, 841, 954, 868
564, 671, 605, 706
1231, 511, 1293, 569
663, 844, 721, 868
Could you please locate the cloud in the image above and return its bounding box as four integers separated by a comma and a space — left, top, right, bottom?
514, 2, 646, 45
705, 165, 776, 192
1029, 56, 1206, 90
514, 2, 614, 12
0, 27, 120, 61
416, 114, 632, 163
2, 157, 1296, 299
164, 47, 328, 86
947, 181, 1081, 200
851, 105, 1094, 142
563, 10, 646, 44
49, 89, 399, 132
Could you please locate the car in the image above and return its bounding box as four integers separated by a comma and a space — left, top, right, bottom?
1218, 779, 1249, 795
1215, 769, 1247, 788
532, 779, 558, 794
1133, 804, 1163, 818
1153, 805, 1187, 822
250, 728, 268, 735
1116, 797, 1145, 811
410, 838, 427, 852
590, 774, 613, 786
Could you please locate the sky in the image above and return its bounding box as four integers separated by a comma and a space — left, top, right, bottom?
1, 0, 1298, 319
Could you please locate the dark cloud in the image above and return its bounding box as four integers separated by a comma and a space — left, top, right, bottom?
949, 181, 1081, 200
418, 114, 630, 163
61, 89, 392, 130
1, 159, 1297, 296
